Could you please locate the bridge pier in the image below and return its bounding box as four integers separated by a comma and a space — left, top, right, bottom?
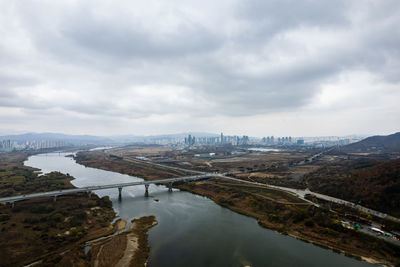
53, 195, 57, 202
168, 182, 173, 192
118, 187, 122, 202
144, 184, 149, 197
11, 202, 14, 208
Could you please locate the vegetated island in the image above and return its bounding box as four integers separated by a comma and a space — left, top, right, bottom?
74, 149, 400, 266
0, 152, 156, 266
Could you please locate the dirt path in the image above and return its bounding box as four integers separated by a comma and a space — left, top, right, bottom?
115, 223, 139, 267
253, 193, 312, 205
91, 216, 158, 267
93, 244, 105, 267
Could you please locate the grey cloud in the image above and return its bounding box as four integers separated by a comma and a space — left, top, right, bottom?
237, 0, 349, 25
0, 74, 38, 91
14, 2, 222, 65
0, 0, 399, 135
62, 16, 222, 60
233, 0, 350, 45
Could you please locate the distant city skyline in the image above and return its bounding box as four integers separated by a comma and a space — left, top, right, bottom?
0, 131, 362, 152
0, 130, 373, 139
0, 1, 399, 136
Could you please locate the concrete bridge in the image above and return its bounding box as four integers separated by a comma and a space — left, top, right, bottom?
0, 174, 214, 206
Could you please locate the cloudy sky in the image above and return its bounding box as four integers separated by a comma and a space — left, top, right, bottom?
1, 0, 399, 137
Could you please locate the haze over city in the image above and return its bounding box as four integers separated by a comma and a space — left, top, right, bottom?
1, 0, 399, 137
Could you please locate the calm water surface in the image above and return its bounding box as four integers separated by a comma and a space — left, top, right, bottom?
25, 153, 372, 267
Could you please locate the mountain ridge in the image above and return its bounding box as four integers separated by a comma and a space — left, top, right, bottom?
342, 132, 400, 152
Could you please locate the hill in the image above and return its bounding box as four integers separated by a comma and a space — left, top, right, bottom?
341, 132, 400, 152
305, 157, 400, 217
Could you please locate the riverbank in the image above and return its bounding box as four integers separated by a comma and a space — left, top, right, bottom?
74, 151, 187, 180
89, 215, 158, 267
75, 150, 400, 266
178, 181, 399, 265
0, 152, 117, 266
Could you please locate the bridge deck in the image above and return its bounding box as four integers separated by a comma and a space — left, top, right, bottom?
0, 174, 214, 203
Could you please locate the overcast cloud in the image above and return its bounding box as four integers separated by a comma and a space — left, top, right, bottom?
0, 0, 399, 136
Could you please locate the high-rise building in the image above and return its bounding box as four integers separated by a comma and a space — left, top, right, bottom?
297, 139, 305, 145
185, 134, 195, 146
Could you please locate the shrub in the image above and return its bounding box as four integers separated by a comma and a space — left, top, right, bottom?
69, 217, 81, 227
42, 254, 62, 265
74, 210, 87, 220
46, 221, 56, 228
74, 231, 84, 240
31, 204, 54, 214
323, 227, 339, 237
50, 213, 63, 223
268, 213, 280, 222
98, 196, 112, 208
219, 198, 234, 206
293, 209, 309, 223
11, 206, 22, 212
87, 200, 97, 207
23, 217, 39, 224
0, 214, 10, 222
304, 218, 314, 227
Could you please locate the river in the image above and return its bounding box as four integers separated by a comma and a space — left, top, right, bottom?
24, 152, 372, 267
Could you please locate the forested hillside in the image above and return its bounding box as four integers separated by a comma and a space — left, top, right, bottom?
305, 158, 400, 217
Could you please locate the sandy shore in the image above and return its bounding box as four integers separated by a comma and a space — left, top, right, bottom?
115, 219, 127, 231
91, 216, 158, 267
115, 224, 139, 267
